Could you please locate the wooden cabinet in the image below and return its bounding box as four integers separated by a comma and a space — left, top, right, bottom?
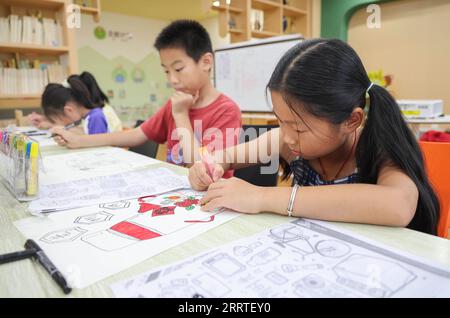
212, 0, 311, 43
0, 0, 100, 110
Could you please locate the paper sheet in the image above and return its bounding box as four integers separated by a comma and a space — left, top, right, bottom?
29, 133, 57, 147
29, 167, 189, 213
14, 189, 240, 289
110, 219, 450, 298
15, 127, 57, 147
40, 147, 159, 185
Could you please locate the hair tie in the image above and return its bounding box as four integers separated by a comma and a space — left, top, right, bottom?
61, 79, 71, 89
365, 82, 375, 99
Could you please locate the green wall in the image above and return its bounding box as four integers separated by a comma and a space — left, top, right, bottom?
321, 0, 393, 41
77, 46, 173, 127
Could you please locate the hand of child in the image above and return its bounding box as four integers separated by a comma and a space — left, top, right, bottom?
199, 177, 263, 214
171, 90, 199, 115
51, 126, 82, 149
188, 161, 224, 191
28, 112, 53, 129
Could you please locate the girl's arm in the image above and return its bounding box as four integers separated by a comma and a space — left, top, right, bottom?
51, 126, 148, 149
188, 128, 283, 190
202, 164, 418, 228
220, 127, 282, 170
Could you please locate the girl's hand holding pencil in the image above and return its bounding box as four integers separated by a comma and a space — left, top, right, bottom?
188, 147, 224, 191
50, 126, 82, 149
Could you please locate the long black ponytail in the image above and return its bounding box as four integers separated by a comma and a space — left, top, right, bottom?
360, 84, 439, 234
268, 38, 439, 235
41, 75, 95, 120
78, 71, 109, 107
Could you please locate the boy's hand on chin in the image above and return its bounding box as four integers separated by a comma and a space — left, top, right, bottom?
171, 90, 199, 116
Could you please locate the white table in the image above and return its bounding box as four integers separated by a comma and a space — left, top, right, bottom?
1, 145, 449, 297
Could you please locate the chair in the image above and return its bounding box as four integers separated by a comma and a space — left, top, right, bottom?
15, 110, 28, 126
233, 124, 279, 187
419, 141, 450, 238
128, 120, 159, 159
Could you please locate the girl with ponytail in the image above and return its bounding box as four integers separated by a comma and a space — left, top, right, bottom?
189, 38, 439, 235
78, 71, 122, 132
31, 72, 122, 133
41, 74, 110, 134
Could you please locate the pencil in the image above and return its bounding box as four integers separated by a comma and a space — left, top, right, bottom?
199, 146, 215, 179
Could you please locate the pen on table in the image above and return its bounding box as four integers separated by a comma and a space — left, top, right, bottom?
0, 239, 72, 294
25, 132, 49, 137
49, 119, 82, 138
0, 247, 36, 264
25, 239, 72, 294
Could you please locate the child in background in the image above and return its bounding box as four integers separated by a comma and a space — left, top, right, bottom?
189, 39, 439, 235
51, 20, 241, 176
41, 76, 109, 134
29, 72, 122, 133
78, 71, 123, 132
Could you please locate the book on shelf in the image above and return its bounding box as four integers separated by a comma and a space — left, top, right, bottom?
0, 14, 63, 47
251, 9, 264, 32
0, 59, 68, 96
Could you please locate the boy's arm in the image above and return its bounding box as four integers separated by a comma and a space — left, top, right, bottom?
51, 126, 148, 149
171, 91, 201, 166
172, 113, 200, 166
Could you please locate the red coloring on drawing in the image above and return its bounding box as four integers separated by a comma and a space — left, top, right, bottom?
137, 195, 160, 213
175, 198, 199, 208
138, 202, 161, 213
152, 206, 176, 217
111, 221, 161, 240
138, 195, 156, 203
184, 215, 215, 223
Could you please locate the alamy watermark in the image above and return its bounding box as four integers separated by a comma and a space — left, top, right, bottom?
67, 4, 81, 29
170, 120, 280, 175
367, 4, 381, 29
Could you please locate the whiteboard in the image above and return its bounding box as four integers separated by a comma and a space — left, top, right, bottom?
214, 34, 303, 112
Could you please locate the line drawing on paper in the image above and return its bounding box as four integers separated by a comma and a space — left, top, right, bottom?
74, 212, 113, 225
247, 247, 281, 266
79, 191, 226, 252
315, 240, 351, 258
192, 273, 231, 298
99, 201, 131, 210
333, 254, 417, 297
40, 227, 87, 244
202, 253, 245, 278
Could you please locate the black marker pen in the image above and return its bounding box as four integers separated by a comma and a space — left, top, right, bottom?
0, 248, 35, 265
25, 239, 72, 294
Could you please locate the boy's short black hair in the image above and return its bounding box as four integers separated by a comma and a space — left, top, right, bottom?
154, 20, 213, 62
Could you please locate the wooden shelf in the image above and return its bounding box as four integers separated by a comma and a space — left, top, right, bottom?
0, 96, 41, 109
212, 5, 244, 14
212, 0, 310, 43
80, 6, 98, 13
80, 5, 101, 22
252, 0, 281, 10
0, 0, 81, 111
283, 5, 307, 17
1, 0, 65, 9
0, 94, 41, 99
251, 30, 280, 38
0, 42, 69, 55
229, 28, 244, 34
